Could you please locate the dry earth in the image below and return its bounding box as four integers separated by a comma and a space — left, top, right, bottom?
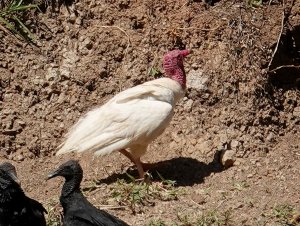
1, 0, 300, 225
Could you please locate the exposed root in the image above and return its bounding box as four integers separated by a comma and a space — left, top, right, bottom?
267, 9, 285, 70
267, 0, 296, 71
268, 65, 300, 73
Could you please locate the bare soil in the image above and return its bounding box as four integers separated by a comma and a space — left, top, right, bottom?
1, 0, 300, 225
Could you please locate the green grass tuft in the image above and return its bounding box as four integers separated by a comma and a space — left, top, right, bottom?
45, 199, 62, 226
273, 204, 296, 225
110, 173, 180, 214
145, 218, 168, 226
0, 0, 38, 42
196, 209, 234, 226
149, 67, 162, 78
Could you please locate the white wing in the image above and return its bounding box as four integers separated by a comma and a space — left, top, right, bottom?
56, 81, 176, 156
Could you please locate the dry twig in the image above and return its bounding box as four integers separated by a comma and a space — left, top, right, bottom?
268, 65, 300, 73
267, 8, 285, 70
94, 204, 127, 210
267, 0, 297, 71
176, 23, 223, 32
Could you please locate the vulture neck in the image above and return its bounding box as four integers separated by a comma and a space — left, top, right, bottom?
61, 174, 82, 198
172, 70, 186, 89
0, 184, 24, 204
164, 64, 186, 89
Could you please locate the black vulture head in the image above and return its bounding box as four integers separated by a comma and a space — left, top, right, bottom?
47, 160, 83, 183
0, 162, 20, 190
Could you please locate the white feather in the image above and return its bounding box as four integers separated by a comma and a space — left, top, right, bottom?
56, 77, 185, 158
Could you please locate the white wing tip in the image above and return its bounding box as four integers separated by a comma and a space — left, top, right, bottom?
55, 149, 65, 156
55, 146, 75, 156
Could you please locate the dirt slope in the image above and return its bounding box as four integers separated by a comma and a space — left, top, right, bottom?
0, 0, 300, 225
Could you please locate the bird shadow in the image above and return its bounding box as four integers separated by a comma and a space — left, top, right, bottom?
96, 151, 224, 187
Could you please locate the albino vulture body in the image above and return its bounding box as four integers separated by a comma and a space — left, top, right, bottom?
56, 50, 190, 178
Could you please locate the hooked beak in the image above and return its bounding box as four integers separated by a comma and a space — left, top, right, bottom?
46, 169, 59, 180
9, 172, 21, 185
180, 49, 190, 57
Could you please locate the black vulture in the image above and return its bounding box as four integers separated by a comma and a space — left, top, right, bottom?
0, 162, 47, 226
47, 160, 129, 226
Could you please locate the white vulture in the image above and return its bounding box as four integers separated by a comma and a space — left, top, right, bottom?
56, 49, 190, 178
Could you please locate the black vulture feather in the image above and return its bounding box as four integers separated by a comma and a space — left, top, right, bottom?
0, 162, 47, 226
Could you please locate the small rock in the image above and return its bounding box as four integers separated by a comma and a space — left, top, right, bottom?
266, 132, 275, 142
240, 125, 246, 132
219, 133, 228, 144
33, 78, 41, 85
249, 127, 256, 135
236, 203, 244, 208
26, 151, 35, 159
75, 17, 82, 25
195, 139, 212, 154
190, 138, 197, 146
68, 13, 76, 24
46, 67, 59, 81
5, 119, 14, 129
60, 66, 71, 79
184, 99, 194, 112
17, 120, 26, 126
0, 61, 8, 68
80, 48, 89, 56
230, 140, 240, 150
293, 106, 300, 117
57, 92, 66, 104
14, 154, 25, 162
192, 195, 206, 205
70, 95, 78, 105
255, 132, 263, 140
186, 70, 208, 90
220, 149, 236, 167
191, 63, 198, 69
83, 37, 93, 50
99, 62, 108, 78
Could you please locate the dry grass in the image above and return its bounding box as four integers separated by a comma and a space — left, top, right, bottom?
45, 199, 62, 226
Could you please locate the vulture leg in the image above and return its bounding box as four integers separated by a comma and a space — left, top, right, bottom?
119, 149, 153, 170
119, 149, 136, 163
119, 149, 145, 179
134, 158, 145, 179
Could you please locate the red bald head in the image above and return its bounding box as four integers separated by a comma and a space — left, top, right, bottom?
163, 49, 190, 87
